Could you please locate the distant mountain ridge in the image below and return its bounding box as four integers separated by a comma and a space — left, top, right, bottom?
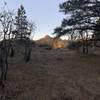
35, 35, 69, 48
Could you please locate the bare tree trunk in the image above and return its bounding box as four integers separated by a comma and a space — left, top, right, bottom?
0, 42, 8, 88
24, 38, 32, 62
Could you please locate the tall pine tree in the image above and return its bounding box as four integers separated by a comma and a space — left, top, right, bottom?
54, 0, 100, 38
53, 0, 100, 53
15, 5, 28, 39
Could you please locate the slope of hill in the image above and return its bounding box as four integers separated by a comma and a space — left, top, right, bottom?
36, 35, 53, 46
35, 35, 69, 49
0, 44, 100, 100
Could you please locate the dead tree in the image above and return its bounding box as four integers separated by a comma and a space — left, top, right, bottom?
0, 8, 14, 87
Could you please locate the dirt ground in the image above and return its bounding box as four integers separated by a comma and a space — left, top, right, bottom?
0, 47, 100, 100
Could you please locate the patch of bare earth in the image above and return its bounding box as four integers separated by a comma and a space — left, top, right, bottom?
0, 47, 100, 100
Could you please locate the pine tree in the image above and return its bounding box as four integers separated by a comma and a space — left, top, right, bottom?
15, 5, 28, 39
53, 0, 100, 53
54, 0, 100, 38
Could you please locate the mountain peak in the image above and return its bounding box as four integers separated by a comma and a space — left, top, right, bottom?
44, 35, 51, 39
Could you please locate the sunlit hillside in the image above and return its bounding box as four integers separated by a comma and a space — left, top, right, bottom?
36, 35, 69, 49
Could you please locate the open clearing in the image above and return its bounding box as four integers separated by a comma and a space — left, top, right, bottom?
0, 47, 100, 100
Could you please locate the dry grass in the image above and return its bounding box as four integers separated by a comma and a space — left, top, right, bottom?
0, 47, 100, 100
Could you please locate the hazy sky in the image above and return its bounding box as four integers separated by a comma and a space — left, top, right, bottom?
0, 0, 65, 40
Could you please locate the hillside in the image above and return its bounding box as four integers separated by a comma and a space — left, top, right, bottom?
36, 35, 69, 49
36, 35, 53, 47
0, 45, 100, 100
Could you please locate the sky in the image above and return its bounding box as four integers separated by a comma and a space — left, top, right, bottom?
0, 0, 65, 40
